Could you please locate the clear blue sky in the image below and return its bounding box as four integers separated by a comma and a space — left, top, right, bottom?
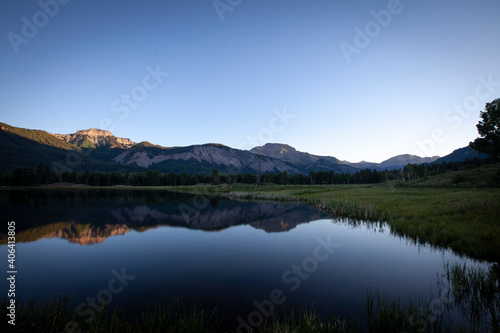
1, 0, 499, 162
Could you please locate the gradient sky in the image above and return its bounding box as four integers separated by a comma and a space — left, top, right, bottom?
1, 0, 499, 163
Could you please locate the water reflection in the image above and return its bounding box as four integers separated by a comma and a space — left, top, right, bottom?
0, 189, 329, 245
0, 189, 494, 331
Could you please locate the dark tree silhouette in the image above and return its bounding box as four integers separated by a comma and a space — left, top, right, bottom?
470, 98, 500, 161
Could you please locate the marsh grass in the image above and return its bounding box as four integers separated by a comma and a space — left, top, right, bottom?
447, 263, 500, 332
220, 190, 387, 222
260, 309, 356, 333
364, 289, 435, 333
167, 184, 500, 262
0, 298, 223, 333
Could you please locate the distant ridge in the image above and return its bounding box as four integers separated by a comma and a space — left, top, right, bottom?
250, 143, 357, 174
377, 154, 440, 170
343, 155, 439, 171
432, 146, 488, 164
252, 143, 440, 171
112, 142, 302, 174
0, 122, 489, 175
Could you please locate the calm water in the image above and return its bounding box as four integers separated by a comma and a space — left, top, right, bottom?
0, 189, 488, 328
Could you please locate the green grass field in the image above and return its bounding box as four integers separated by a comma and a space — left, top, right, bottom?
164, 183, 500, 263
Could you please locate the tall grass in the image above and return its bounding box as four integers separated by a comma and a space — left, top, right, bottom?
260, 309, 355, 333
0, 298, 222, 333
222, 190, 387, 223
169, 184, 500, 262
363, 262, 500, 333
364, 289, 435, 333
447, 263, 500, 332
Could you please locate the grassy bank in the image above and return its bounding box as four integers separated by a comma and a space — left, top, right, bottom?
166, 184, 500, 262
400, 162, 500, 188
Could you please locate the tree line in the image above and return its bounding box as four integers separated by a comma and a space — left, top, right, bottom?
0, 157, 489, 187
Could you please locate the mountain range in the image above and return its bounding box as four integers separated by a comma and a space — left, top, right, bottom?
0, 122, 486, 175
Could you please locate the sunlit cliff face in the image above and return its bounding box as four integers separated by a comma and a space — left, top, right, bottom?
51, 128, 136, 149
45, 224, 132, 245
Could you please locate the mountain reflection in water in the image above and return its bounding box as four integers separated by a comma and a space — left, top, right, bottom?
0, 189, 491, 331
0, 189, 329, 245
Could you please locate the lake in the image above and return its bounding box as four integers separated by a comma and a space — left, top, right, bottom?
0, 189, 489, 330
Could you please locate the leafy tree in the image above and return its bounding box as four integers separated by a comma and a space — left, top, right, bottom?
279, 171, 288, 185
70, 170, 78, 183
61, 171, 72, 182
177, 173, 191, 185
111, 172, 124, 185
11, 168, 35, 185
35, 163, 44, 184
165, 172, 177, 186
145, 170, 161, 186
210, 170, 220, 184
81, 170, 91, 184
100, 173, 112, 186
470, 98, 500, 161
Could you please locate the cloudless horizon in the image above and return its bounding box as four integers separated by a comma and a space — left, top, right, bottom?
1, 0, 499, 163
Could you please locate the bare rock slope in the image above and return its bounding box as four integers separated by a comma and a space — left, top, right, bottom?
51, 128, 136, 149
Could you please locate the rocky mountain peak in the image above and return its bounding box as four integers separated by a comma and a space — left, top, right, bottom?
51, 128, 136, 149
251, 143, 296, 155
76, 128, 114, 137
